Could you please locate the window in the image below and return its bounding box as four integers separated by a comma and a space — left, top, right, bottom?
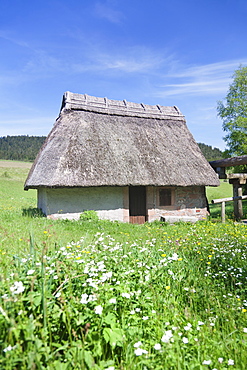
158, 188, 174, 207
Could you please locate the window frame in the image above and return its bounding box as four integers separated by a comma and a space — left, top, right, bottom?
157, 187, 175, 209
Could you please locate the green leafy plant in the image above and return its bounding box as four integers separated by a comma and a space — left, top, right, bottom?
80, 210, 99, 222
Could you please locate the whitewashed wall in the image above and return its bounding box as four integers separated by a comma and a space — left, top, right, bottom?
38, 187, 127, 221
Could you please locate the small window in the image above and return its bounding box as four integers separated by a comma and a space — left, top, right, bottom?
159, 188, 174, 206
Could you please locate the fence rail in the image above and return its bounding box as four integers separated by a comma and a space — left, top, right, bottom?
211, 195, 247, 223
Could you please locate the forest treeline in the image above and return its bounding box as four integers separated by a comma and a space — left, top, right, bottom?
197, 142, 223, 161
0, 136, 46, 162
0, 136, 223, 162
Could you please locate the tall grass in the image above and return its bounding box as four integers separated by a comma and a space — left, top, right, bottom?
1, 161, 247, 369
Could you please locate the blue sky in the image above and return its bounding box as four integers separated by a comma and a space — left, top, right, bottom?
1, 0, 247, 150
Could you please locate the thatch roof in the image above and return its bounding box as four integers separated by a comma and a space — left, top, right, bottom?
24, 91, 220, 189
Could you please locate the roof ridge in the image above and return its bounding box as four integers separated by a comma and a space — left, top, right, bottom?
61, 91, 184, 119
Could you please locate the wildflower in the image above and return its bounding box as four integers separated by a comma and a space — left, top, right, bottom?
122, 292, 131, 298
182, 337, 189, 344
171, 252, 179, 260
55, 291, 61, 298
10, 281, 25, 294
165, 286, 170, 290
228, 359, 234, 365
100, 271, 112, 281
80, 294, 89, 304
161, 330, 173, 343
105, 367, 115, 370
27, 269, 35, 275
218, 358, 223, 363
202, 360, 211, 365
134, 348, 148, 356
109, 298, 117, 304
243, 328, 247, 333
184, 323, 192, 330
198, 321, 204, 325
3, 345, 15, 352
142, 316, 149, 320
154, 343, 161, 350
133, 341, 142, 348
94, 305, 103, 315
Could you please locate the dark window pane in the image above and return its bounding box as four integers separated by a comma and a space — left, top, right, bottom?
159, 189, 171, 206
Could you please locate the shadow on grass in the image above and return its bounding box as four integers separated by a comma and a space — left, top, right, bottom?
22, 207, 45, 218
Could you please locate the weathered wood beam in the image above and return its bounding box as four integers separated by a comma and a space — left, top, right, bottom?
210, 155, 247, 168
228, 174, 247, 184
211, 195, 247, 204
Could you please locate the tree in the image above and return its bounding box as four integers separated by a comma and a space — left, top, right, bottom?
217, 65, 247, 157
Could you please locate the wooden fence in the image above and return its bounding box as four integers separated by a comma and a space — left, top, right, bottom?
211, 195, 247, 223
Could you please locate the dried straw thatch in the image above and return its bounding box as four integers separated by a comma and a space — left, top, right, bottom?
24, 92, 220, 189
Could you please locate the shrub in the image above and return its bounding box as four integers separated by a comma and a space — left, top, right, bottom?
80, 210, 99, 222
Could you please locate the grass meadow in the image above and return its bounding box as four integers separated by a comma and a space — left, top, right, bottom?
1, 160, 247, 369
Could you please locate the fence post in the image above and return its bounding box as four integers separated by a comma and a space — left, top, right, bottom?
221, 201, 225, 223
229, 179, 244, 219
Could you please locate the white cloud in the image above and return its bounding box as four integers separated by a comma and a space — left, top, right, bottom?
155, 59, 247, 97
94, 1, 124, 23
0, 30, 30, 48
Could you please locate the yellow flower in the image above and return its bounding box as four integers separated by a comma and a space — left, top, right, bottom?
43, 231, 48, 234
177, 258, 183, 261
165, 286, 171, 290
242, 309, 247, 313
207, 262, 211, 264
161, 254, 166, 257
208, 255, 212, 258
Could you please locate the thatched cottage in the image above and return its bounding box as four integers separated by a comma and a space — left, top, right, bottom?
24, 91, 219, 223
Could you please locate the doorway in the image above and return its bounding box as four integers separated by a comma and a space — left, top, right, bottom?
129, 186, 147, 224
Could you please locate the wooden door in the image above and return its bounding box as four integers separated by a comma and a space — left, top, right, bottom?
129, 186, 147, 224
